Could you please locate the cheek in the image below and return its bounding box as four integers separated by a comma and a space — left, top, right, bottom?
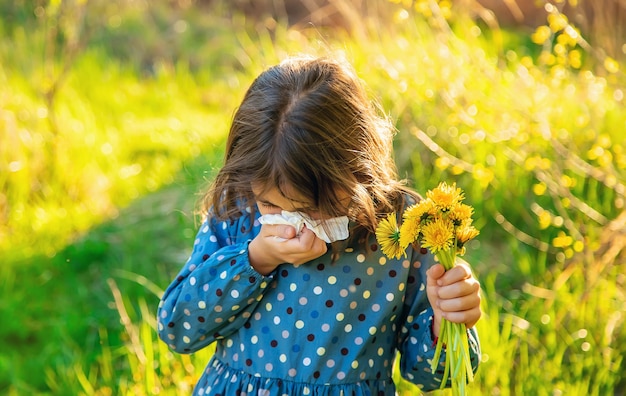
306, 211, 322, 220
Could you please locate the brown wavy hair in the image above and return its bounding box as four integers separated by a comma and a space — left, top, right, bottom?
202, 56, 418, 239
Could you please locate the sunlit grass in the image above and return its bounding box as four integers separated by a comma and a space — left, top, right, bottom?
42, 280, 215, 396
0, 48, 234, 261
1, 1, 625, 395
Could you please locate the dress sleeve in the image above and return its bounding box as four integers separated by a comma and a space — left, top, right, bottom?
397, 246, 481, 391
157, 212, 274, 354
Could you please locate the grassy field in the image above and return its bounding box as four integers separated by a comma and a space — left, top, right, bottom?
1, 1, 625, 395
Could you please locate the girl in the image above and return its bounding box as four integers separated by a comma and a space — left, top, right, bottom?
157, 56, 481, 395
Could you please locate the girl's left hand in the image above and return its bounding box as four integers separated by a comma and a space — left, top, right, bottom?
426, 261, 481, 335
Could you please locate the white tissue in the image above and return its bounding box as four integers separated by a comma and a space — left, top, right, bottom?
258, 210, 349, 243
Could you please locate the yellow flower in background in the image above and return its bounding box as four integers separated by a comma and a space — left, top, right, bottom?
548, 13, 569, 32
603, 56, 619, 73
552, 231, 573, 248
533, 182, 547, 196
375, 212, 404, 259
532, 25, 552, 45
538, 210, 552, 229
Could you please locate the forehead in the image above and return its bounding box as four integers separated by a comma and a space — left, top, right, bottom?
251, 184, 313, 209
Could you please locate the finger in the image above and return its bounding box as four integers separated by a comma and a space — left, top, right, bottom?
437, 289, 481, 312
287, 240, 327, 265
426, 264, 446, 287
437, 264, 472, 286
281, 227, 327, 265
296, 226, 317, 243
441, 306, 482, 328
299, 228, 328, 255
437, 277, 480, 299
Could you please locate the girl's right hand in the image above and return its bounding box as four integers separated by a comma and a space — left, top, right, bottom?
248, 225, 328, 275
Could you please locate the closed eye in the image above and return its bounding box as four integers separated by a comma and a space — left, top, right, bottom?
258, 201, 279, 210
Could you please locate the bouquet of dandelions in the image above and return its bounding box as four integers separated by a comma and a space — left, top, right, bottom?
375, 181, 479, 396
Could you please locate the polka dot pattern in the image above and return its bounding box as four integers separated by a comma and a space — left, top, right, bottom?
157, 203, 481, 395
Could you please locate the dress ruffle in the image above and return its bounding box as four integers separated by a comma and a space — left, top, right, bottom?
194, 357, 395, 396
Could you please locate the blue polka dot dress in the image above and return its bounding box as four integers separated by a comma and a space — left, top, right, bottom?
157, 205, 481, 395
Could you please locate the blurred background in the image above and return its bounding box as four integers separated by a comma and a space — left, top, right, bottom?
1, 0, 625, 394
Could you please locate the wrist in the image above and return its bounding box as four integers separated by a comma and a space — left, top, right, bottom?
248, 238, 279, 276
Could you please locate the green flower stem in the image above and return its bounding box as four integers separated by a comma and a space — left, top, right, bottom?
430, 244, 474, 395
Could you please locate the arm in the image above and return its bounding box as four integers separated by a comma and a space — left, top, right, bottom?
397, 248, 481, 390
157, 213, 273, 354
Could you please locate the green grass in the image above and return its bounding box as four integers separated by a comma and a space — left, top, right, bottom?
1, 1, 625, 395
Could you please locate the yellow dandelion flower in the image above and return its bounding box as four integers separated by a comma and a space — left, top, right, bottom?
552, 231, 573, 248
531, 25, 552, 45
375, 213, 405, 259
404, 199, 435, 223
456, 225, 480, 251
399, 216, 420, 249
548, 13, 568, 33
420, 216, 455, 253
399, 199, 437, 249
427, 182, 464, 211
449, 203, 474, 226
604, 56, 620, 74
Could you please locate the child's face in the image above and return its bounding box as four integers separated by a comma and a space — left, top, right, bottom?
252, 185, 322, 220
